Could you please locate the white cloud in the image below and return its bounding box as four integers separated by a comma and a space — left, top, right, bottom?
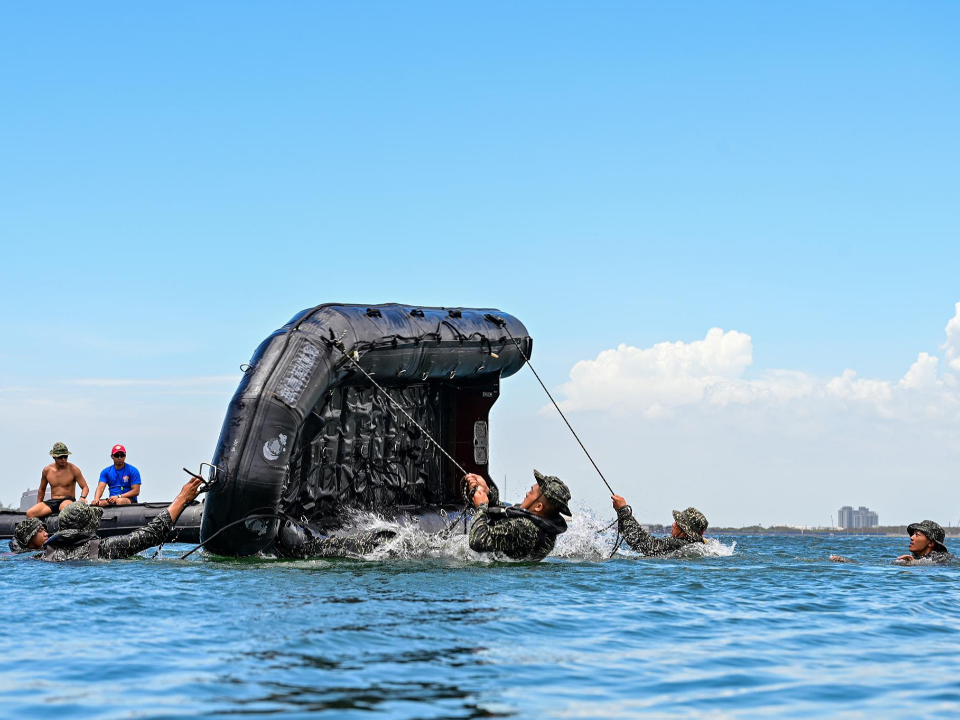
558, 306, 960, 424
942, 301, 960, 372
558, 328, 753, 413
898, 352, 939, 390
825, 369, 894, 417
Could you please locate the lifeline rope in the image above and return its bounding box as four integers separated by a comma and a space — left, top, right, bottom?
326, 332, 469, 479
179, 510, 283, 559
485, 315, 626, 556
486, 316, 615, 495
325, 332, 474, 537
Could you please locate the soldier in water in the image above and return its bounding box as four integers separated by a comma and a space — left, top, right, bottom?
611, 495, 708, 556
37, 477, 202, 562
10, 517, 50, 552
831, 519, 957, 565
26, 442, 90, 518
465, 469, 571, 561
276, 524, 398, 559
896, 521, 956, 564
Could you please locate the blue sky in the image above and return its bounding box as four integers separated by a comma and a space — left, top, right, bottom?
1, 3, 958, 525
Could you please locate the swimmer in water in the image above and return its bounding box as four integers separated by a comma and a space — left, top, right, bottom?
830, 519, 956, 564
611, 496, 708, 556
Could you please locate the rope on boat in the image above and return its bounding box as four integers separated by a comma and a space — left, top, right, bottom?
326, 330, 470, 479
484, 315, 625, 555
484, 315, 615, 496
323, 331, 474, 538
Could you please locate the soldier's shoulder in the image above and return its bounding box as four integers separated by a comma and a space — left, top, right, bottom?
509, 516, 540, 534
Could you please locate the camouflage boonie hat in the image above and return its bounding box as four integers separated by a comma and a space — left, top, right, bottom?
14, 518, 45, 548
533, 469, 572, 516
49, 441, 72, 457
673, 507, 708, 543
907, 520, 948, 553
58, 502, 103, 533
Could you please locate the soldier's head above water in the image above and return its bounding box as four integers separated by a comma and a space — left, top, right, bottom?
462, 470, 571, 561
903, 520, 948, 558
671, 507, 709, 543
610, 495, 710, 556
13, 517, 48, 550
529, 469, 572, 518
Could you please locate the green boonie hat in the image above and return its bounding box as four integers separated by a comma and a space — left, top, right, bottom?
907, 520, 948, 553
673, 507, 709, 543
49, 441, 72, 457
533, 469, 572, 517
14, 518, 45, 548
58, 502, 103, 533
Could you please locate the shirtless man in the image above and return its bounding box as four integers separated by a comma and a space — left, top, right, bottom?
25, 442, 89, 518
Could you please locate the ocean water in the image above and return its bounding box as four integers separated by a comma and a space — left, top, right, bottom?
2, 516, 959, 719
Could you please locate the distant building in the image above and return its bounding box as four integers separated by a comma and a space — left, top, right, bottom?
837, 505, 878, 529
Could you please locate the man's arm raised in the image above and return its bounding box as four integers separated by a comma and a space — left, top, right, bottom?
167, 478, 203, 523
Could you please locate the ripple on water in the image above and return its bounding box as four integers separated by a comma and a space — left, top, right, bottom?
3, 530, 960, 718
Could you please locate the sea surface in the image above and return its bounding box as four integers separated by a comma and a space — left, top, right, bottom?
2, 516, 960, 719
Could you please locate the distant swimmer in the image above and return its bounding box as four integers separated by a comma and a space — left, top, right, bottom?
897, 520, 956, 564
830, 520, 957, 564
465, 470, 570, 561
10, 518, 49, 552
92, 444, 141, 506
37, 477, 202, 562
611, 495, 708, 556
25, 442, 90, 518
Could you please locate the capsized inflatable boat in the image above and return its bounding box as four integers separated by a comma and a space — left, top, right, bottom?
201, 303, 531, 556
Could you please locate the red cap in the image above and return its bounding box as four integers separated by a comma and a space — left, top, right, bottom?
111, 444, 126, 455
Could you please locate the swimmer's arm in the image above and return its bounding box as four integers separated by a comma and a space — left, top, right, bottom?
99, 510, 174, 559
616, 506, 652, 552
829, 555, 857, 563
617, 507, 686, 556
98, 479, 201, 559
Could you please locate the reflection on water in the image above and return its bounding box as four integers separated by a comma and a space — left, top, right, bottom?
3, 531, 960, 718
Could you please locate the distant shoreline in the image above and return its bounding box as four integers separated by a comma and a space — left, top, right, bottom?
637, 524, 960, 538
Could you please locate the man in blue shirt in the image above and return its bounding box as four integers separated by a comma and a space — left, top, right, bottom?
92, 444, 142, 506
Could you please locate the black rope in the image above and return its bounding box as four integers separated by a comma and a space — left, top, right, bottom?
486, 316, 615, 496
179, 511, 281, 559
325, 330, 469, 479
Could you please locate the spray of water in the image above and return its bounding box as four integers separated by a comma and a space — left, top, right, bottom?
292, 504, 737, 562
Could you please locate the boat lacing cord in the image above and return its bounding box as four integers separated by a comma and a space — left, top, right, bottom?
178, 507, 316, 560
322, 330, 473, 538
483, 314, 625, 557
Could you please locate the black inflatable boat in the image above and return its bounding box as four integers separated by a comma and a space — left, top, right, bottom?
201, 303, 531, 556
1, 502, 203, 545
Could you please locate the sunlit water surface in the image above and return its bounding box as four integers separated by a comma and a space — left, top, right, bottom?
2, 514, 959, 719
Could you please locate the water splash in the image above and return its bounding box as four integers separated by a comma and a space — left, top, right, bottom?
294, 505, 736, 562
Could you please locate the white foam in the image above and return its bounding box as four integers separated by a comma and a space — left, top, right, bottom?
299, 505, 736, 562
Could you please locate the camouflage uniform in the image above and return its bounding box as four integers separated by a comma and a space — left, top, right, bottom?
10, 517, 46, 553
468, 470, 570, 562
38, 502, 175, 562
905, 520, 957, 564
617, 505, 708, 557
277, 523, 398, 559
